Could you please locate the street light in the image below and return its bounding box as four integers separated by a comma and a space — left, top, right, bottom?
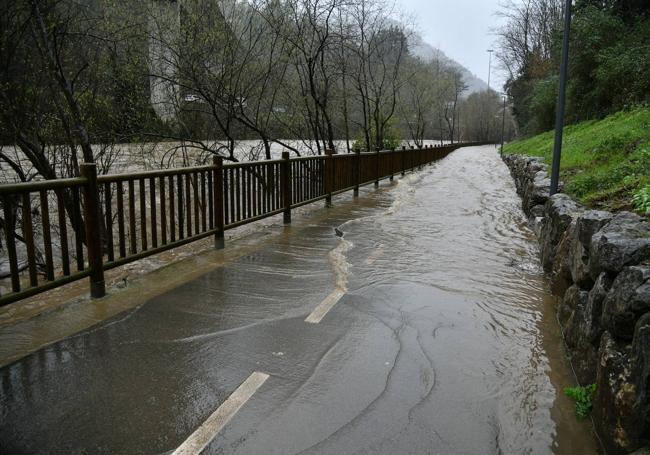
456, 106, 461, 142
493, 91, 509, 154
501, 95, 507, 153
487, 49, 494, 143
445, 101, 457, 144
550, 0, 573, 195
487, 49, 494, 93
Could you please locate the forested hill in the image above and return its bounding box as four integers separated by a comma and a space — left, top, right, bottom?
409, 35, 488, 95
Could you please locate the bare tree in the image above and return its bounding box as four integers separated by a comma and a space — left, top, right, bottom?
443, 69, 468, 144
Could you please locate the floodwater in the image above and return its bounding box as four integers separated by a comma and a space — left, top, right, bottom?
0, 138, 447, 291
0, 145, 599, 454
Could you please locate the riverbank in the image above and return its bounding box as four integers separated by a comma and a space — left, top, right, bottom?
503, 153, 650, 454
502, 107, 650, 215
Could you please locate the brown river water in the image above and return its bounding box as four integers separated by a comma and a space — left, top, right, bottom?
0, 145, 600, 454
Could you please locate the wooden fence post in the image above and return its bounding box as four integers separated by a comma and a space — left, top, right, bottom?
213, 156, 225, 249
324, 149, 333, 207
281, 151, 292, 223
401, 146, 406, 176
389, 148, 395, 181
374, 147, 380, 188
80, 163, 105, 299
3, 197, 20, 292
354, 147, 360, 197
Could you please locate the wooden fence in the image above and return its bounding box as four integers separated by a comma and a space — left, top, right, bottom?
0, 143, 482, 306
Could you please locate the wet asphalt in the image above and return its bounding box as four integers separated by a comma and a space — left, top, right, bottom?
0, 146, 599, 454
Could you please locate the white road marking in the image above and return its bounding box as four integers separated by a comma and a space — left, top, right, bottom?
172, 372, 269, 455
305, 289, 345, 324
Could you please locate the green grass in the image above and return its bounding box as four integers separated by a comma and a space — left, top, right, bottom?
503, 107, 650, 213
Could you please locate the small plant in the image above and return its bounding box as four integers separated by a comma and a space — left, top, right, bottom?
564, 384, 597, 420
633, 185, 650, 215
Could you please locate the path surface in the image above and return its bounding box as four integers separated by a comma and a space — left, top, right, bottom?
0, 146, 599, 454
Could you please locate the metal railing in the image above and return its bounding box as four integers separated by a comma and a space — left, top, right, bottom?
0, 142, 483, 306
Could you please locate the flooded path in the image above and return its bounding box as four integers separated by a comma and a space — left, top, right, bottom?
0, 146, 599, 454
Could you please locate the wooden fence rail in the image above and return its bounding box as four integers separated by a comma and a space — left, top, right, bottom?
0, 142, 485, 306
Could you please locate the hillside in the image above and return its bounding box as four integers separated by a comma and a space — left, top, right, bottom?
409, 34, 488, 95
502, 107, 650, 214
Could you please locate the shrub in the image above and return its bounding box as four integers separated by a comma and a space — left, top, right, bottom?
564, 384, 597, 420
633, 185, 650, 215
352, 120, 401, 151
529, 77, 559, 133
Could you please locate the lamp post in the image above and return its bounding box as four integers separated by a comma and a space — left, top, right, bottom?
486, 49, 494, 143
500, 95, 507, 154
550, 0, 573, 195
446, 101, 456, 144
457, 105, 461, 143
487, 49, 493, 93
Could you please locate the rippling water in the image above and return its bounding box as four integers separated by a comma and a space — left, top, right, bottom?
325, 146, 600, 454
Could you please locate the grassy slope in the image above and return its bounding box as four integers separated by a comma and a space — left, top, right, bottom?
503, 107, 650, 213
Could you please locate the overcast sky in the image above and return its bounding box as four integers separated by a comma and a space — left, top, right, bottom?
399, 0, 507, 91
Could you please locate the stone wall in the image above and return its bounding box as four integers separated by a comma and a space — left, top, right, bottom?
502, 154, 650, 454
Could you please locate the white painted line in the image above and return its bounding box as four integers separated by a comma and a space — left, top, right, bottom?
173, 371, 269, 455
305, 289, 345, 324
